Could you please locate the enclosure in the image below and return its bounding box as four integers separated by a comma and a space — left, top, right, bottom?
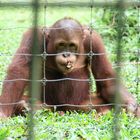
0, 0, 140, 139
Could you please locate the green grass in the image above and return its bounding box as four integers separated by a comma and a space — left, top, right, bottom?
0, 110, 140, 140
0, 4, 140, 140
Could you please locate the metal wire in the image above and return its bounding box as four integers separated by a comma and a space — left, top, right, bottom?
0, 51, 139, 57
135, 4, 140, 94
42, 5, 47, 103
0, 1, 140, 8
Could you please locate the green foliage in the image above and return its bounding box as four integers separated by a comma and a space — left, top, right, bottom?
0, 110, 140, 140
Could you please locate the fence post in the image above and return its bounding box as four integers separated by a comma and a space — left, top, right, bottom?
113, 0, 125, 139
28, 0, 41, 139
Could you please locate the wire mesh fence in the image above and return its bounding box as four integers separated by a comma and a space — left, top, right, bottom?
0, 0, 140, 139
